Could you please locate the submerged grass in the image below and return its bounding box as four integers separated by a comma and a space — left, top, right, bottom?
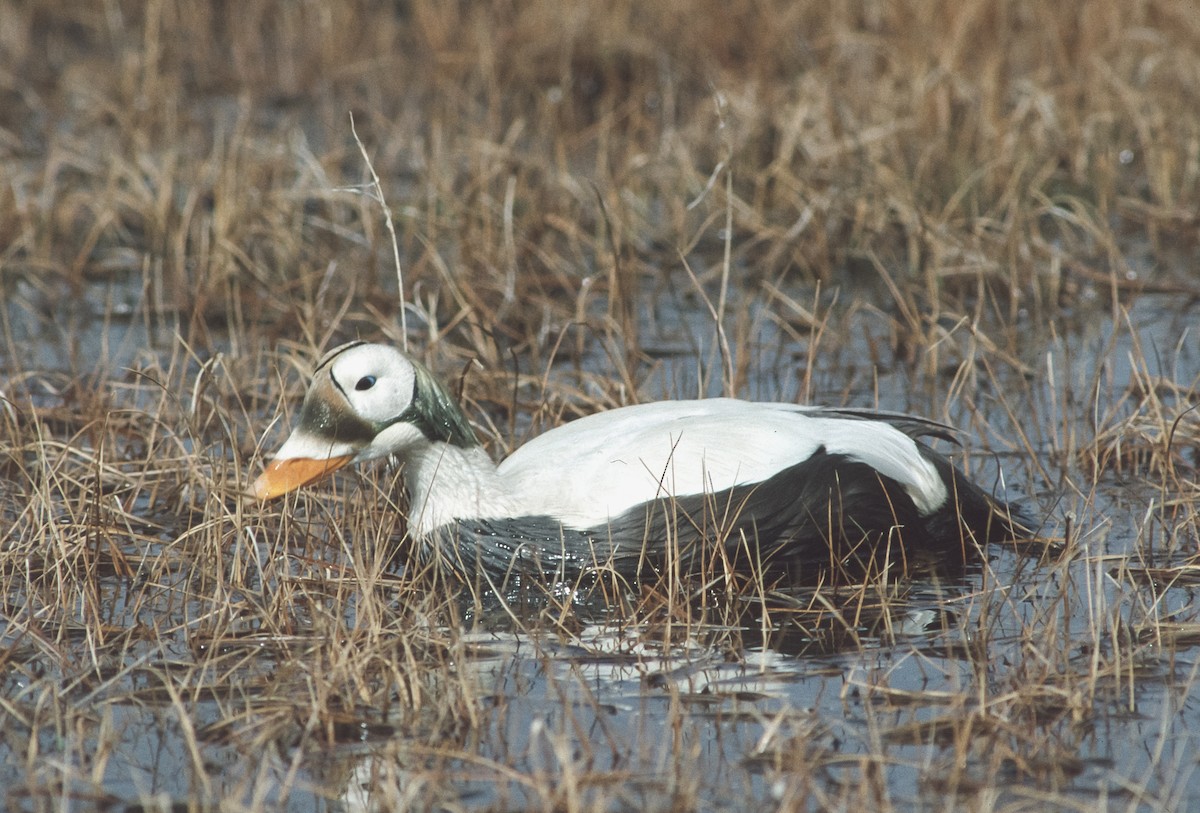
3, 0, 1200, 809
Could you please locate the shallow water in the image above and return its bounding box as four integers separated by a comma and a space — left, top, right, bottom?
3, 278, 1200, 811
9, 539, 1194, 811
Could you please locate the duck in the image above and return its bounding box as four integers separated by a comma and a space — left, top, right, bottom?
252, 341, 1030, 581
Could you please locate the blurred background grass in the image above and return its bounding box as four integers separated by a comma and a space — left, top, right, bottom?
3, 0, 1197, 370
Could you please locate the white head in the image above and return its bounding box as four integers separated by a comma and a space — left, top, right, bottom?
251, 342, 478, 500
324, 342, 420, 427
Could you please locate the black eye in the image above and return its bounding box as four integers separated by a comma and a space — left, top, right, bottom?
355, 375, 377, 391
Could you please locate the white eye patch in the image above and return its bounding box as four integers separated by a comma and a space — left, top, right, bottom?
330, 345, 417, 424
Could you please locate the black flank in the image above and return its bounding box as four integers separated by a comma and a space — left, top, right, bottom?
420, 443, 1029, 583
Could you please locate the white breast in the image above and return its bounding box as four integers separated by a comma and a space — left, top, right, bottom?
495, 399, 948, 529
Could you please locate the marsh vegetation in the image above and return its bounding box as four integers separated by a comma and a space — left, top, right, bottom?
3, 1, 1200, 810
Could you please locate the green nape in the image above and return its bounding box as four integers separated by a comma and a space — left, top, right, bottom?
398, 357, 481, 449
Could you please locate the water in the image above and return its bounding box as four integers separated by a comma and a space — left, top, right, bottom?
49, 542, 1188, 812
3, 273, 1199, 811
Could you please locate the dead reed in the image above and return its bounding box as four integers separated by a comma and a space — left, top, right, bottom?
3, 0, 1200, 809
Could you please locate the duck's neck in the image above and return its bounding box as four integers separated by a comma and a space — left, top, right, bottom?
403, 441, 517, 536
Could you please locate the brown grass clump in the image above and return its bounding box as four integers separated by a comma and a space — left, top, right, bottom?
4, 0, 1200, 809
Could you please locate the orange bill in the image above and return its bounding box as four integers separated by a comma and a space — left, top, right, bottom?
251, 455, 354, 501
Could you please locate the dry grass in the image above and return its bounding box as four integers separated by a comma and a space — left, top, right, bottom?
3, 0, 1200, 809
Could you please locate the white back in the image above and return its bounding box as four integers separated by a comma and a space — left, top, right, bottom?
497, 399, 948, 528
